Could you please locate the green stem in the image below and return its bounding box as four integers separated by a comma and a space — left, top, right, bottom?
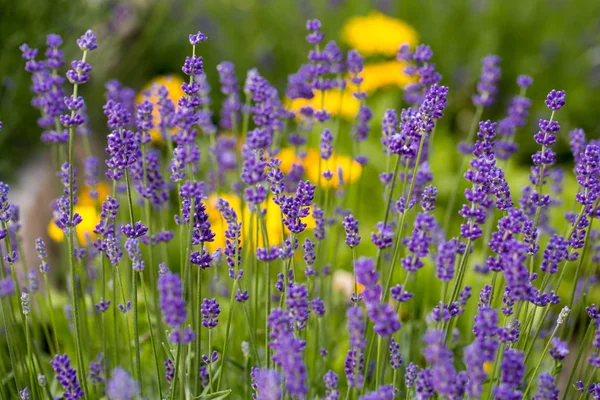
217, 278, 238, 391
562, 319, 594, 400
170, 340, 182, 400
1, 297, 20, 390
208, 328, 213, 394
67, 229, 90, 399
194, 263, 203, 395
522, 321, 562, 399
141, 273, 163, 396
124, 170, 142, 390
375, 336, 383, 389
382, 132, 427, 302
374, 155, 401, 273
43, 274, 60, 353
443, 104, 483, 232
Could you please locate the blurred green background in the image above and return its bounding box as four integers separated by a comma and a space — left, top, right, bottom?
1, 0, 600, 181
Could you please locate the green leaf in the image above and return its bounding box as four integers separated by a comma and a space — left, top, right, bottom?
193, 389, 232, 399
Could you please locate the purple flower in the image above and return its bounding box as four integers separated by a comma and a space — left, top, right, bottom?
201, 298, 220, 329
545, 89, 566, 111
189, 31, 207, 45
570, 128, 587, 165
121, 221, 148, 238
390, 285, 413, 303
371, 221, 395, 250
311, 298, 325, 317
158, 272, 187, 328
287, 283, 309, 329
343, 214, 360, 247
575, 144, 600, 211
50, 354, 84, 399
251, 368, 282, 400
472, 55, 501, 107
95, 298, 111, 312
89, 353, 105, 386
235, 289, 249, 303
405, 362, 418, 387
517, 75, 533, 88
473, 306, 498, 338
125, 238, 144, 271
320, 129, 334, 160
76, 30, 98, 51
169, 326, 195, 344
360, 385, 396, 400
344, 349, 364, 389
464, 336, 497, 398
306, 19, 324, 45
436, 238, 457, 282
533, 373, 559, 400
324, 370, 339, 400
106, 367, 139, 400
164, 358, 174, 386
104, 235, 122, 265
401, 213, 435, 272
397, 44, 442, 104
267, 309, 307, 398
420, 185, 437, 211
541, 234, 568, 274
217, 61, 241, 130
549, 337, 569, 361
347, 306, 366, 350
389, 337, 403, 369
500, 348, 525, 388
459, 120, 499, 240
415, 368, 435, 399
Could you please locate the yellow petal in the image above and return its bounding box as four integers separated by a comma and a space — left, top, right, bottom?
303, 149, 362, 189
47, 220, 65, 243
286, 88, 360, 121
342, 12, 419, 57
47, 205, 99, 246
136, 75, 186, 144
359, 61, 414, 93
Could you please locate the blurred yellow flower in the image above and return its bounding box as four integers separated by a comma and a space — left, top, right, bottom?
205, 193, 315, 253
483, 361, 493, 376
47, 205, 99, 245
360, 61, 413, 93
136, 75, 185, 143
79, 182, 111, 206
277, 147, 304, 175
276, 147, 361, 189
342, 11, 419, 57
287, 88, 359, 120
304, 149, 362, 189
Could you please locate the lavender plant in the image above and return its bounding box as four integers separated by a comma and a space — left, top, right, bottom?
1, 19, 600, 400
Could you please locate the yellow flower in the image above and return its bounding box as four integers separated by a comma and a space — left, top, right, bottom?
342, 11, 419, 57
287, 88, 360, 120
304, 149, 362, 189
205, 193, 315, 253
277, 147, 304, 175
136, 75, 185, 143
483, 361, 494, 376
47, 205, 100, 245
79, 182, 111, 206
276, 147, 362, 189
360, 61, 413, 93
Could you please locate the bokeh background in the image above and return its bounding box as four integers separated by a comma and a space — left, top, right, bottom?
2, 0, 600, 179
